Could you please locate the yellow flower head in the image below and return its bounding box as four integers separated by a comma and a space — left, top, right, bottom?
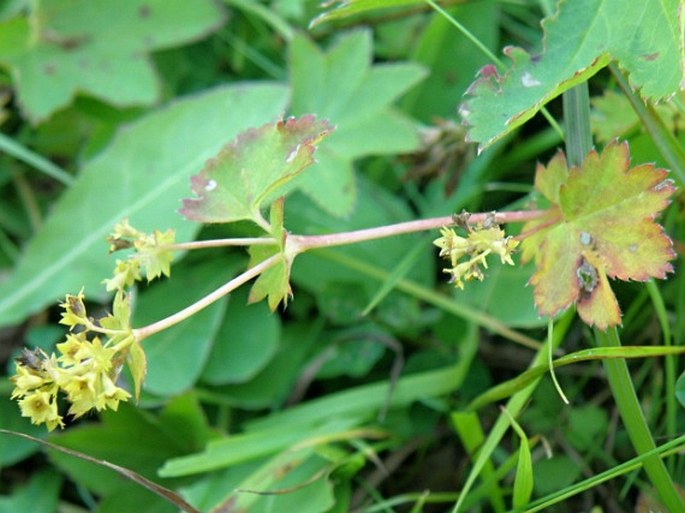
18, 391, 63, 431
435, 214, 518, 290
59, 289, 88, 330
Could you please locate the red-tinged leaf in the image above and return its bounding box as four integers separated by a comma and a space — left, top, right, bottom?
180, 116, 333, 226
522, 141, 675, 329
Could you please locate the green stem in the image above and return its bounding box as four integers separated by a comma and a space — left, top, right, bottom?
563, 81, 685, 511
646, 279, 677, 472
609, 63, 685, 186
562, 83, 592, 165
0, 132, 74, 186
596, 329, 685, 512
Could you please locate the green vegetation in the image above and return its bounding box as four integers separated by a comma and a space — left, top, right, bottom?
1, 1, 684, 512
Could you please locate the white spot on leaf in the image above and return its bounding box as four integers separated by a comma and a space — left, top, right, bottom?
521, 72, 541, 87
205, 179, 217, 192
286, 144, 301, 163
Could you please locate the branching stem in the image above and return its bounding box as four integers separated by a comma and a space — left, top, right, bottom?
134, 208, 546, 342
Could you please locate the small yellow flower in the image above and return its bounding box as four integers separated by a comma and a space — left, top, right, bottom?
59, 289, 88, 330
10, 365, 47, 398
435, 216, 519, 290
18, 391, 63, 431
56, 333, 87, 365
104, 259, 142, 292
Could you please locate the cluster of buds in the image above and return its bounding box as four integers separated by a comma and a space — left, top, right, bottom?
11, 291, 137, 430
104, 218, 175, 292
434, 212, 519, 289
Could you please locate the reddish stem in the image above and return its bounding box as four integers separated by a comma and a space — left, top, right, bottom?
289, 209, 546, 252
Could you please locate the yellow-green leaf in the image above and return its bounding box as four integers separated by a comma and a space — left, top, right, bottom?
180, 116, 333, 226
522, 141, 675, 329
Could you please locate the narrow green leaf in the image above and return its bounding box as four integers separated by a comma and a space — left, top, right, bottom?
310, 0, 419, 27
502, 409, 533, 509
469, 345, 685, 411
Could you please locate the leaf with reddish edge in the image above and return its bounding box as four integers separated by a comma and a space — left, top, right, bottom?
521, 141, 675, 329
460, 0, 682, 149
248, 197, 291, 311
179, 116, 333, 226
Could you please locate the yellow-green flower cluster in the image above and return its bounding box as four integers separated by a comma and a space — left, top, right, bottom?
10, 290, 135, 431
104, 218, 175, 292
434, 216, 519, 289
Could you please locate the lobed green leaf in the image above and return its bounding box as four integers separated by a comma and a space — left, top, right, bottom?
461, 0, 683, 149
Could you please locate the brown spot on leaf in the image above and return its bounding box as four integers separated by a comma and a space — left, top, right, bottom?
139, 5, 151, 18
42, 63, 56, 75
577, 258, 598, 295
641, 52, 659, 61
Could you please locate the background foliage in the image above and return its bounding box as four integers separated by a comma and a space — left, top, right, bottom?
0, 1, 684, 512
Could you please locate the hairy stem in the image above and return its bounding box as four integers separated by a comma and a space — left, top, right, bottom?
133, 254, 281, 341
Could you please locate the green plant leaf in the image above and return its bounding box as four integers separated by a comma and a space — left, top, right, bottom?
455, 259, 546, 329
0, 0, 225, 122
180, 117, 333, 226
521, 142, 675, 329
47, 404, 203, 496
0, 83, 288, 328
0, 470, 62, 513
505, 411, 533, 509
676, 371, 685, 409
247, 197, 293, 310
289, 31, 426, 216
127, 339, 147, 401
0, 395, 45, 465
201, 286, 281, 385
208, 321, 322, 410
400, 2, 499, 122
461, 0, 683, 149
134, 258, 241, 396
591, 89, 685, 144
